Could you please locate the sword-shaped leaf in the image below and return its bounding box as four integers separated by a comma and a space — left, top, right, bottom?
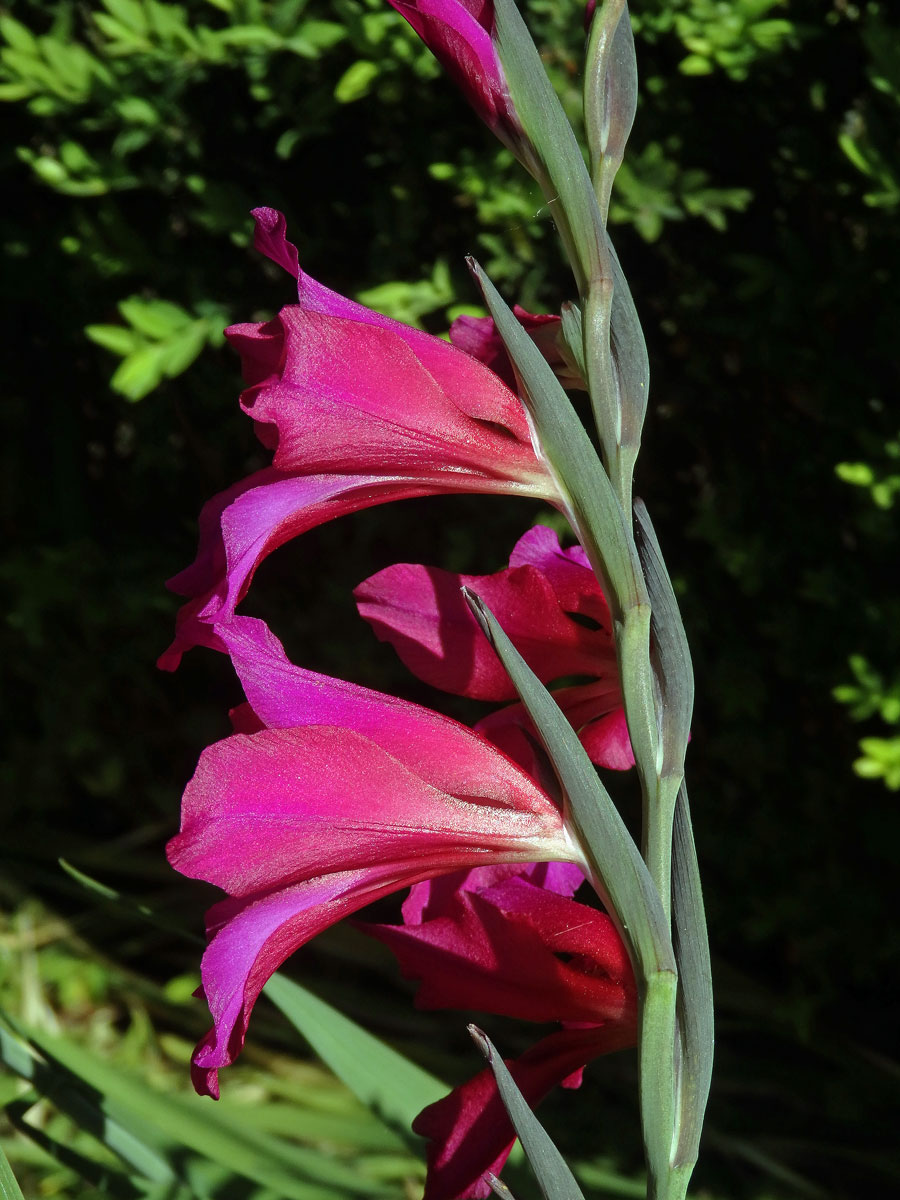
469, 1026, 587, 1200
264, 973, 446, 1140
468, 258, 643, 620
633, 499, 693, 778
671, 783, 714, 1170
462, 587, 672, 976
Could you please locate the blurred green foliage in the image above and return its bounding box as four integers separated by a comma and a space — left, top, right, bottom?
2, 0, 899, 1197
835, 431, 900, 509
834, 653, 900, 790
85, 295, 228, 400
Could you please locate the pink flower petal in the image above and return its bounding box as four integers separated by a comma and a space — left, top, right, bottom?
250, 207, 382, 324
387, 0, 514, 140
189, 866, 468, 1099
355, 558, 612, 701
164, 210, 558, 665
578, 707, 635, 770
508, 525, 610, 626
169, 720, 576, 1096
161, 473, 554, 671
450, 308, 581, 393
365, 872, 633, 1024
475, 680, 634, 772
247, 209, 536, 440
250, 206, 300, 279
471, 719, 548, 784
414, 1026, 636, 1200
354, 525, 632, 769
206, 615, 566, 803
160, 471, 441, 668
403, 859, 585, 924
232, 306, 538, 477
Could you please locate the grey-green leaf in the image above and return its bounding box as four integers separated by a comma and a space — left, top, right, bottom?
606, 232, 650, 449
559, 301, 586, 382
670, 784, 714, 1170
491, 0, 605, 290
633, 499, 693, 776
585, 1, 638, 220
462, 587, 673, 976
468, 258, 643, 619
470, 1027, 586, 1200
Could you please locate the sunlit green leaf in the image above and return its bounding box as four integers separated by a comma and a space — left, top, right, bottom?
2, 1015, 394, 1199
110, 345, 166, 400
334, 60, 378, 103
85, 323, 142, 356
0, 1141, 26, 1200
265, 973, 446, 1139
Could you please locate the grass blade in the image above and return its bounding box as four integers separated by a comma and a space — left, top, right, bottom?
265, 972, 447, 1139
0, 1141, 26, 1200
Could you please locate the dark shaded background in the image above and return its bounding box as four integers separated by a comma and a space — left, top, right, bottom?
1, 0, 898, 1195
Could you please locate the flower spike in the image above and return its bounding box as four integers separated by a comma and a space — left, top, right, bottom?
355, 525, 634, 771
166, 617, 582, 1098
363, 862, 637, 1198
160, 209, 559, 668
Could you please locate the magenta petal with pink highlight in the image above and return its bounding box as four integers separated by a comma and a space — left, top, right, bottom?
167, 618, 579, 1097
507, 525, 610, 624
450, 308, 582, 393
163, 209, 556, 666
475, 681, 636, 774
160, 471, 445, 669
354, 526, 634, 770
363, 862, 637, 1199
403, 859, 585, 923
568, 701, 634, 770
364, 866, 632, 1024
354, 558, 611, 701
247, 207, 539, 444
354, 526, 615, 697
199, 614, 563, 800
236, 306, 538, 477
387, 0, 521, 149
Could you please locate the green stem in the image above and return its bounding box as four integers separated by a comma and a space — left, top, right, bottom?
638, 968, 678, 1200
651, 1166, 692, 1200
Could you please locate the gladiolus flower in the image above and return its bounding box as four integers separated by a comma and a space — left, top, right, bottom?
166, 615, 585, 1099
363, 861, 638, 1199
160, 208, 558, 668
450, 308, 583, 393
355, 524, 634, 771
388, 0, 528, 158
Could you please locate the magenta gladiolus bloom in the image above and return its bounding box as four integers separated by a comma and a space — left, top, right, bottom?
166, 615, 584, 1098
388, 0, 526, 154
450, 308, 583, 393
355, 525, 634, 772
159, 209, 558, 668
364, 861, 637, 1199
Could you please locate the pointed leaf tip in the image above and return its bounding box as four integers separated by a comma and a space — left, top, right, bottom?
470, 1028, 587, 1200
487, 1171, 519, 1199
462, 585, 492, 638
467, 1022, 492, 1061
